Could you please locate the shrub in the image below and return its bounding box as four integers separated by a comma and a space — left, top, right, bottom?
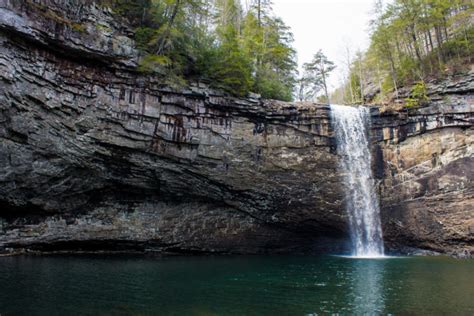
405, 81, 429, 108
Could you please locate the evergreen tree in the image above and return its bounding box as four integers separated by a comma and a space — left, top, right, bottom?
99, 0, 298, 100
301, 50, 336, 103
338, 0, 473, 104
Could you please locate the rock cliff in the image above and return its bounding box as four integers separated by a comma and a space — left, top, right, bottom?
373, 101, 473, 257
0, 0, 472, 256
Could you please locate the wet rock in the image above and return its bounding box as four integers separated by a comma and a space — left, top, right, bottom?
0, 0, 348, 254
370, 103, 474, 257
0, 0, 472, 256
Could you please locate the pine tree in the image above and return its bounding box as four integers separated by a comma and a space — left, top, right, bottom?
301, 50, 336, 103
99, 0, 299, 100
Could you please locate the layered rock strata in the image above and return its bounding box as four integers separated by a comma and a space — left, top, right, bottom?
373, 103, 473, 257
0, 0, 472, 256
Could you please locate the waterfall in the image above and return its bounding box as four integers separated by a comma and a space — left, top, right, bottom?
330, 104, 384, 257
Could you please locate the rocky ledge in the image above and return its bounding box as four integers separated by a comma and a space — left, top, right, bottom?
0, 0, 472, 257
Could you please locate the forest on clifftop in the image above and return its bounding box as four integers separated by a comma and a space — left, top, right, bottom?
100, 0, 473, 105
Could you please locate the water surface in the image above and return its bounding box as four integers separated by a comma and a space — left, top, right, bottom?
0, 255, 473, 315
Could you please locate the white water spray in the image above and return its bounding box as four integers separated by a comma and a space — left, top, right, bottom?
330, 104, 384, 257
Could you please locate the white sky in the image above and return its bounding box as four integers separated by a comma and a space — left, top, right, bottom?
271, 0, 376, 92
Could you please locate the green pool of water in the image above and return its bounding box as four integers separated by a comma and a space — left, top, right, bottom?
0, 255, 473, 315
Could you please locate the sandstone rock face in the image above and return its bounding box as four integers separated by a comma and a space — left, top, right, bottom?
0, 0, 472, 256
0, 0, 346, 254
0, 0, 137, 66
372, 104, 474, 257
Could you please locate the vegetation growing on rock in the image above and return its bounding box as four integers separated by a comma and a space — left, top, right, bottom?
100, 0, 297, 100
404, 81, 429, 108
335, 0, 473, 104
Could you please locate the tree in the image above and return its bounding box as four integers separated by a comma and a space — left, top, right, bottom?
211, 0, 253, 95
301, 50, 336, 103
338, 0, 472, 104
213, 24, 253, 96
297, 72, 316, 101
342, 42, 356, 103
241, 2, 297, 100
370, 0, 399, 98
99, 0, 299, 100
251, 0, 273, 26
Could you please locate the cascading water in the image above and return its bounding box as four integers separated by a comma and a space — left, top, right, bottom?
330, 104, 384, 257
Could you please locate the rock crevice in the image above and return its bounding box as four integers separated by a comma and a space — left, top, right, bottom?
0, 0, 472, 256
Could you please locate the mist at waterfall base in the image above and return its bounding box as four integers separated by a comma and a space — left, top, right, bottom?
330, 104, 385, 258
1, 255, 473, 315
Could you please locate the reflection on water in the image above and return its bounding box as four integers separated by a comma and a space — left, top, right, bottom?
0, 255, 473, 315
351, 259, 385, 314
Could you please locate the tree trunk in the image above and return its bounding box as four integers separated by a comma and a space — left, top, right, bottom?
358, 55, 364, 103
257, 0, 261, 27
431, 28, 443, 69
427, 30, 434, 51
443, 16, 449, 40
344, 46, 354, 103
377, 60, 383, 99
157, 0, 181, 55
388, 49, 399, 98
410, 25, 423, 64
320, 61, 329, 104
435, 25, 445, 63
298, 82, 304, 102
404, 40, 414, 59
423, 31, 430, 54
348, 76, 355, 104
